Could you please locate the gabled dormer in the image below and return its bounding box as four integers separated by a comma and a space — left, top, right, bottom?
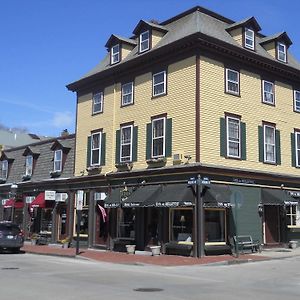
226, 17, 261, 51
50, 140, 71, 177
105, 34, 137, 65
260, 32, 292, 63
0, 152, 14, 183
22, 146, 40, 180
133, 20, 168, 54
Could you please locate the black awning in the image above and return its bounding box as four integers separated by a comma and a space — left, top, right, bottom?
203, 184, 232, 208
104, 188, 121, 208
261, 189, 296, 205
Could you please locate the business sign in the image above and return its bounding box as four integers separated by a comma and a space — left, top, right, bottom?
55, 193, 68, 202
76, 190, 84, 210
45, 190, 56, 201
1, 199, 8, 206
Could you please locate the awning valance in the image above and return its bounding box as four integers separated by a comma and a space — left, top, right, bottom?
104, 188, 121, 208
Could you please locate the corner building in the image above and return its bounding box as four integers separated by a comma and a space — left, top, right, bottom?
67, 6, 300, 254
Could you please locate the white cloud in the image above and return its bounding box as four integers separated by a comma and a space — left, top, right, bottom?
52, 111, 73, 128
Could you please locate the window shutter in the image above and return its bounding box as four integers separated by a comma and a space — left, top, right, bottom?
241, 122, 247, 160
275, 130, 281, 165
132, 126, 138, 162
291, 133, 296, 167
258, 126, 264, 162
100, 133, 106, 166
165, 118, 172, 157
220, 118, 226, 157
115, 130, 120, 164
146, 123, 152, 160
87, 136, 91, 167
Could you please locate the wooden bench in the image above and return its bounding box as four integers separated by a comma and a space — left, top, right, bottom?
233, 235, 261, 253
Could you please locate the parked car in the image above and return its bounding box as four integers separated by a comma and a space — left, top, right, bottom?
0, 221, 24, 253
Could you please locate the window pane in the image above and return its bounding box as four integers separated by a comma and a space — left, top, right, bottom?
122, 83, 133, 105
153, 119, 164, 138
171, 209, 193, 242
205, 209, 226, 242
120, 126, 132, 162
228, 70, 238, 82
153, 72, 166, 96
92, 149, 100, 165
153, 138, 163, 157
92, 134, 100, 149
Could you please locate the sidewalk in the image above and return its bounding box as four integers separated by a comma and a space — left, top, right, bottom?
21, 242, 300, 267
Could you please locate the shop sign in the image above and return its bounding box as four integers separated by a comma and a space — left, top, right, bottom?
76, 190, 84, 210
45, 190, 56, 201
1, 199, 8, 205
288, 191, 300, 198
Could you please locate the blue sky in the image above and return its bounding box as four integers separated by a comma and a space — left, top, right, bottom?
1, 0, 300, 137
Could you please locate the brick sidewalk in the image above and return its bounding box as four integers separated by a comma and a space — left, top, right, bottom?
21, 244, 269, 266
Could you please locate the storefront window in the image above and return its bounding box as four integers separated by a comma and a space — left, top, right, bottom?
40, 209, 52, 233
170, 209, 193, 242
286, 205, 300, 227
14, 209, 23, 227
117, 208, 135, 239
205, 209, 226, 243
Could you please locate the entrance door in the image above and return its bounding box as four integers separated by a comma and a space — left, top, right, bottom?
264, 205, 280, 244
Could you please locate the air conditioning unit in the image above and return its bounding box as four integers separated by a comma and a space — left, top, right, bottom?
173, 151, 184, 165
55, 193, 68, 202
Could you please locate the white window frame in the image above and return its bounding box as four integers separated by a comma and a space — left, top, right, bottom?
152, 71, 166, 97
25, 155, 33, 176
262, 80, 275, 105
295, 132, 300, 167
120, 125, 133, 162
263, 124, 276, 163
139, 30, 150, 53
0, 160, 8, 179
90, 132, 102, 166
226, 116, 241, 158
111, 44, 120, 64
225, 69, 239, 95
277, 42, 287, 62
245, 28, 254, 50
152, 117, 166, 158
54, 150, 63, 172
286, 205, 300, 227
92, 92, 103, 114
121, 82, 133, 106
294, 90, 300, 112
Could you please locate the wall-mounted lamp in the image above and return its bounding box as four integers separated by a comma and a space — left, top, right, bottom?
258, 203, 263, 216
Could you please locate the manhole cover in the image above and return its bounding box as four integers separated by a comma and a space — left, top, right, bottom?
134, 288, 163, 292
1, 267, 19, 270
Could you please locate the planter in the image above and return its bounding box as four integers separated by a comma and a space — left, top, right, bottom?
31, 239, 37, 246
150, 245, 161, 256
62, 242, 69, 249
126, 244, 136, 254
289, 240, 298, 249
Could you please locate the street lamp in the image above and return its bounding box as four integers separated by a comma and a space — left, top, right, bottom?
10, 183, 18, 222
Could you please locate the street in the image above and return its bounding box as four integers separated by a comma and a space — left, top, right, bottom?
0, 253, 299, 300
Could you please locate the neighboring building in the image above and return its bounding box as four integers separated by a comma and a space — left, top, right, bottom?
67, 6, 300, 254
0, 133, 75, 243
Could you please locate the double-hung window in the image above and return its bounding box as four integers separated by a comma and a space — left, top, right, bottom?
264, 124, 276, 163
245, 28, 254, 50
286, 205, 300, 227
262, 80, 274, 105
25, 155, 33, 176
277, 42, 287, 62
226, 116, 240, 158
0, 160, 8, 179
111, 44, 120, 64
153, 71, 166, 96
54, 150, 62, 172
294, 90, 300, 112
120, 125, 133, 162
225, 69, 239, 95
295, 132, 300, 167
91, 132, 101, 166
92, 92, 103, 114
121, 82, 133, 106
152, 117, 165, 158
139, 30, 150, 52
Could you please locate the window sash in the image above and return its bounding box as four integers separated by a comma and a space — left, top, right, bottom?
264, 125, 276, 163
245, 28, 254, 49
296, 132, 300, 167
286, 205, 300, 226
120, 125, 133, 162
122, 83, 133, 106
1, 160, 8, 179
92, 92, 103, 113
25, 155, 33, 176
226, 117, 240, 158
226, 69, 239, 94
152, 117, 165, 158
111, 44, 120, 64
294, 91, 300, 112
153, 71, 166, 96
262, 81, 274, 104
277, 43, 286, 62
140, 31, 150, 52
91, 132, 102, 166
54, 150, 62, 172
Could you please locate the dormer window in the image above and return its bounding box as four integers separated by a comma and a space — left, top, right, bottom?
139, 30, 150, 53
54, 150, 62, 172
111, 44, 120, 64
277, 42, 287, 62
0, 160, 8, 180
245, 28, 254, 50
25, 155, 33, 176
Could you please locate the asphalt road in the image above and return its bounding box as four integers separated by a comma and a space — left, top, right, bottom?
0, 252, 299, 300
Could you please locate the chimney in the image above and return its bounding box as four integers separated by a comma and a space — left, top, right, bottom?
61, 129, 69, 138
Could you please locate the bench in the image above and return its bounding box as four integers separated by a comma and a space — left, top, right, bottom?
233, 235, 261, 253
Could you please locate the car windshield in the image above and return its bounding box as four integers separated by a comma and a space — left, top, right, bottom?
0, 223, 20, 234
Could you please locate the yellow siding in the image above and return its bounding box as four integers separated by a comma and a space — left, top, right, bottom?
75, 56, 196, 176
263, 42, 276, 59
122, 44, 134, 60
200, 55, 299, 176
229, 28, 243, 47
152, 30, 165, 48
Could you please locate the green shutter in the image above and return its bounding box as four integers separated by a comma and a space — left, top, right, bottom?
132, 126, 138, 162
258, 126, 264, 162
146, 123, 152, 160
275, 130, 281, 165
100, 132, 106, 166
87, 136, 91, 167
241, 122, 247, 160
165, 118, 172, 157
291, 133, 296, 167
115, 130, 120, 164
220, 118, 226, 157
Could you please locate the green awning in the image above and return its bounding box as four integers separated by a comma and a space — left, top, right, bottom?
104, 188, 121, 208
261, 188, 296, 205
203, 184, 232, 207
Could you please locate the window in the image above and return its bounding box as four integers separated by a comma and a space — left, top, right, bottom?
170, 209, 193, 242
54, 150, 62, 172
120, 125, 133, 162
226, 116, 240, 158
92, 92, 103, 114
111, 44, 120, 64
153, 71, 166, 96
117, 208, 135, 238
91, 132, 102, 166
225, 69, 239, 95
25, 155, 33, 176
139, 30, 150, 52
245, 28, 254, 50
262, 80, 275, 105
264, 124, 276, 163
294, 90, 300, 112
121, 82, 133, 106
0, 160, 8, 179
152, 117, 165, 158
295, 132, 300, 167
277, 42, 286, 62
205, 209, 226, 243
286, 205, 300, 227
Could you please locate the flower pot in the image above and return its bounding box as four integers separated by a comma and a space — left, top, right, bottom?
62, 242, 69, 249
31, 239, 37, 246
126, 244, 136, 254
150, 245, 161, 256
289, 240, 298, 249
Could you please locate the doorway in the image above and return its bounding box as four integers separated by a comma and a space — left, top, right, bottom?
264, 205, 281, 244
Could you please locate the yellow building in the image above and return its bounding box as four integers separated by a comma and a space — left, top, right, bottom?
67, 7, 300, 255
